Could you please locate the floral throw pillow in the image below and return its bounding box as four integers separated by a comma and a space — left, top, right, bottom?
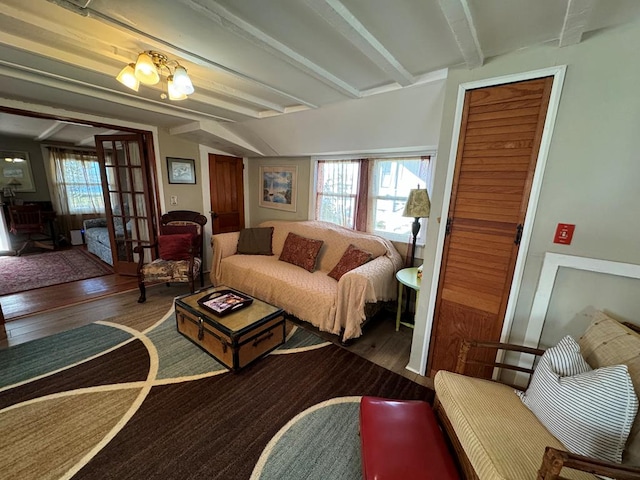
278, 232, 324, 272
328, 244, 373, 281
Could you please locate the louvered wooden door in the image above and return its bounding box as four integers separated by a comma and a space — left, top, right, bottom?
428, 77, 553, 378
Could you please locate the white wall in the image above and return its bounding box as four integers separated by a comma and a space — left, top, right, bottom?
231, 80, 446, 156
409, 19, 640, 372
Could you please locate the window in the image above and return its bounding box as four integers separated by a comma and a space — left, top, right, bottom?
315, 160, 361, 229
313, 155, 432, 243
370, 157, 431, 243
50, 148, 105, 215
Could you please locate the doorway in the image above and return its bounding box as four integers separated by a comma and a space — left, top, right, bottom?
421, 67, 566, 378
208, 154, 244, 233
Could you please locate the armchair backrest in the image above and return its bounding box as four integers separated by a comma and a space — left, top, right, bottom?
160, 210, 208, 258
8, 205, 45, 235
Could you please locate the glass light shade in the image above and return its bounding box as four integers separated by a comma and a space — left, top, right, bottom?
116, 63, 140, 91
172, 66, 194, 94
403, 189, 431, 218
134, 52, 160, 85
167, 76, 187, 101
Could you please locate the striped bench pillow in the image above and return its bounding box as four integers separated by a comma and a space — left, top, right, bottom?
517, 335, 638, 464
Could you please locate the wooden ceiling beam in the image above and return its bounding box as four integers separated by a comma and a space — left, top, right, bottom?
303, 0, 414, 87
179, 0, 361, 98
559, 0, 597, 47
438, 0, 483, 69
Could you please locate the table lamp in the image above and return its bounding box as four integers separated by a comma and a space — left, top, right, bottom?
402, 187, 431, 268
3, 179, 21, 205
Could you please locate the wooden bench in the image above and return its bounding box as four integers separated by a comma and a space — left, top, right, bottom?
359, 396, 459, 480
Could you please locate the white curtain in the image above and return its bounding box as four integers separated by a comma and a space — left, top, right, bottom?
0, 206, 11, 251
49, 147, 104, 236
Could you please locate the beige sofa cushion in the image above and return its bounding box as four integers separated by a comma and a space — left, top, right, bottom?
578, 311, 640, 465
434, 371, 596, 480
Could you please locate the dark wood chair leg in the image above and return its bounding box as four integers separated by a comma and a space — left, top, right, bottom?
137, 283, 146, 303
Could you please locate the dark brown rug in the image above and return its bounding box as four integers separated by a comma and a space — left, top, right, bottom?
0, 309, 431, 480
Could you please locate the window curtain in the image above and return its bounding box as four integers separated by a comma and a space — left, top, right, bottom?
354, 159, 369, 231
48, 147, 104, 238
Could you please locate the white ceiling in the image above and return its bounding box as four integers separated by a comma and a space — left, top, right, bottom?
1, 0, 640, 153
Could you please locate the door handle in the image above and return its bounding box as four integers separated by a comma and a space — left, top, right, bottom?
209, 211, 219, 219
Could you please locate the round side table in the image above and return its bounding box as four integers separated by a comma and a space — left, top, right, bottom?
395, 267, 421, 331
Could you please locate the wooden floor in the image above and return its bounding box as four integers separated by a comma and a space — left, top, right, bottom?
0, 279, 432, 389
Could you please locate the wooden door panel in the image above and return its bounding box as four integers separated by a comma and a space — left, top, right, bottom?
209, 154, 244, 234
428, 76, 554, 377
466, 123, 539, 137
95, 134, 156, 276
468, 79, 547, 106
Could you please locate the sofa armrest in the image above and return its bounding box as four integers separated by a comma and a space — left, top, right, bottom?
83, 217, 107, 229
210, 232, 240, 285
456, 339, 546, 389
336, 255, 397, 341
538, 446, 640, 480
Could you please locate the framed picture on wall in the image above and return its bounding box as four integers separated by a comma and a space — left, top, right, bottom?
167, 157, 196, 184
0, 151, 35, 192
259, 165, 297, 212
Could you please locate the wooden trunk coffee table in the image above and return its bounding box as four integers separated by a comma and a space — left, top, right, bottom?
175, 286, 285, 371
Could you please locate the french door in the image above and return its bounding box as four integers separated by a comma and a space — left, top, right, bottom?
95, 134, 158, 275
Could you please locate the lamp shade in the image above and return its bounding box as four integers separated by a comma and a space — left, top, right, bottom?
403, 189, 431, 218
116, 63, 140, 91
134, 52, 160, 85
167, 76, 187, 100
172, 65, 194, 95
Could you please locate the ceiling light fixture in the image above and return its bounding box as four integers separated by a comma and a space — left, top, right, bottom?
116, 50, 194, 101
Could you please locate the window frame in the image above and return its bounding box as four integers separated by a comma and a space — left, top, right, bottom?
310, 151, 436, 244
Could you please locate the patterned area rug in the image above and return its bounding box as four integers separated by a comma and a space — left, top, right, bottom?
0, 248, 113, 296
0, 307, 432, 480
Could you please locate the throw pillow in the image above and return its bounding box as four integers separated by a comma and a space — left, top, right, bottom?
517, 335, 638, 464
279, 232, 323, 272
327, 244, 373, 281
158, 233, 193, 261
161, 224, 199, 248
237, 227, 274, 255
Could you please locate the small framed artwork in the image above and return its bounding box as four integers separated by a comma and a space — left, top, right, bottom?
259, 165, 297, 212
1, 151, 35, 192
167, 157, 196, 184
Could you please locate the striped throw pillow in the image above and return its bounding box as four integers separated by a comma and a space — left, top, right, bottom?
517, 335, 638, 464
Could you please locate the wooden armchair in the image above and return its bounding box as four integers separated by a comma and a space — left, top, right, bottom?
133, 210, 207, 303
438, 334, 640, 480
8, 204, 55, 255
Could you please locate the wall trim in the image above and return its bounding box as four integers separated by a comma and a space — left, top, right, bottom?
524, 252, 640, 348
415, 65, 567, 376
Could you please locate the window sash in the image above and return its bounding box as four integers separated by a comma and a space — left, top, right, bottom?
313, 155, 431, 243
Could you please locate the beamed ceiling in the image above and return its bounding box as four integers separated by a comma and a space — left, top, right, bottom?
1, 0, 640, 154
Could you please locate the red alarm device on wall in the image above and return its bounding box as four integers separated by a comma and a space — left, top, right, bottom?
554, 223, 575, 245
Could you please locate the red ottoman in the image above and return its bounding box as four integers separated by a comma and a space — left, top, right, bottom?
359, 396, 459, 480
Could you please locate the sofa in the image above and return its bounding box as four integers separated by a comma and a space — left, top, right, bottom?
434, 310, 640, 479
83, 216, 132, 266
210, 220, 403, 341
83, 217, 113, 265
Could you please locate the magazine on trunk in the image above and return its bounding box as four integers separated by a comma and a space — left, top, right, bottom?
197, 289, 253, 316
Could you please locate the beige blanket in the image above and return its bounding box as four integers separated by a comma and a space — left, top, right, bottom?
210, 220, 403, 340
